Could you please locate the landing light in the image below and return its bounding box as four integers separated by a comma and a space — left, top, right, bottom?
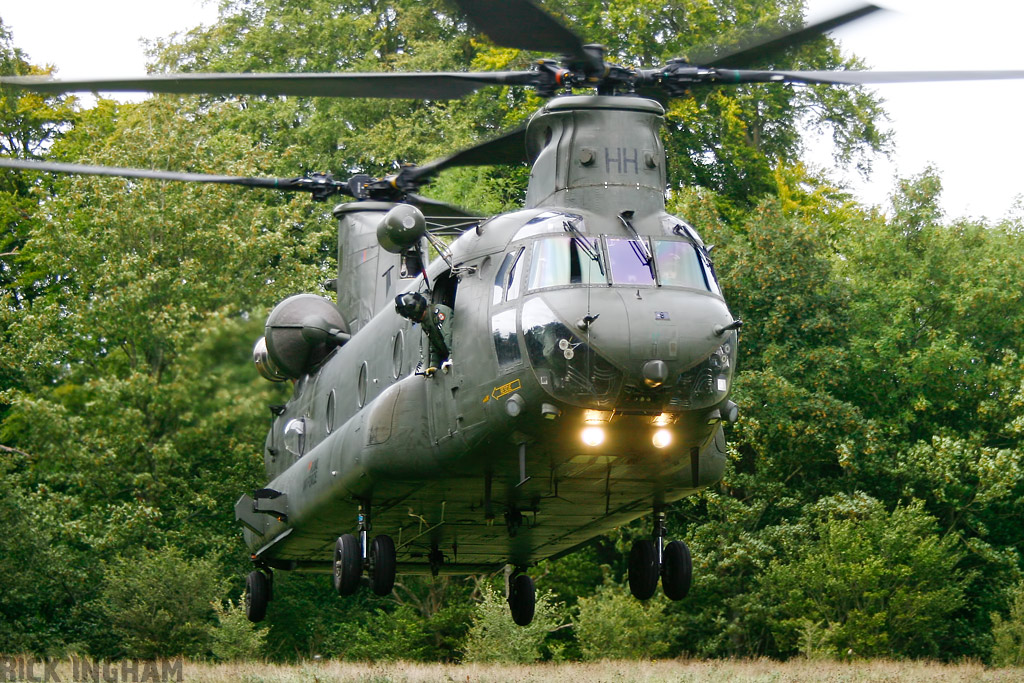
652, 429, 673, 449
581, 426, 605, 447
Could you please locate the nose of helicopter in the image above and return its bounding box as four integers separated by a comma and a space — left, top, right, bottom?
540, 287, 734, 371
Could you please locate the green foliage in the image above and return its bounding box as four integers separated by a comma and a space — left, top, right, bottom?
574, 582, 670, 660
462, 583, 563, 664
754, 494, 967, 659
97, 546, 226, 659
991, 581, 1024, 667
211, 599, 268, 661
1, 0, 1022, 666
343, 604, 439, 662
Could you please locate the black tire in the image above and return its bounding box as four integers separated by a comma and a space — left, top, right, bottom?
628, 539, 660, 600
369, 535, 397, 596
508, 573, 536, 626
662, 539, 692, 600
245, 570, 269, 623
333, 533, 362, 596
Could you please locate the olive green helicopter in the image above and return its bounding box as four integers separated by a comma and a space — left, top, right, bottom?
4, 0, 1024, 627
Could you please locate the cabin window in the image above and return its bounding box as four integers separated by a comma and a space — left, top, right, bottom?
528, 237, 604, 290
653, 240, 708, 290
491, 309, 521, 370
606, 237, 656, 286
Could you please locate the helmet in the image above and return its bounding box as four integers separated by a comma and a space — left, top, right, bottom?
395, 292, 428, 321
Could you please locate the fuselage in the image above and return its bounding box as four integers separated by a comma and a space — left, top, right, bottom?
236, 96, 737, 574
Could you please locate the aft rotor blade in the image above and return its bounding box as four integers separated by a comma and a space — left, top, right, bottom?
450, 0, 593, 68
407, 193, 486, 231
0, 157, 351, 197
0, 71, 538, 99
698, 3, 884, 68
403, 124, 528, 186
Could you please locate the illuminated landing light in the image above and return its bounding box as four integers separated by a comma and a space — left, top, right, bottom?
652, 429, 673, 449
581, 426, 605, 447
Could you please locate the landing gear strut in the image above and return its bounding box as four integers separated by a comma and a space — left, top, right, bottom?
627, 507, 692, 601
245, 568, 272, 622
507, 568, 536, 626
334, 501, 397, 597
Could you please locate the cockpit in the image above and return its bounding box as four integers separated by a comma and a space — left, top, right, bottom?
488, 211, 735, 414
492, 211, 721, 297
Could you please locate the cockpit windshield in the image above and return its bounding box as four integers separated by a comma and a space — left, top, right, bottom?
652, 240, 708, 290
528, 237, 604, 290
606, 237, 655, 286
525, 233, 719, 293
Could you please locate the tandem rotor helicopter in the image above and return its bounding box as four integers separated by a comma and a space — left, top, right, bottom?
4, 0, 1024, 627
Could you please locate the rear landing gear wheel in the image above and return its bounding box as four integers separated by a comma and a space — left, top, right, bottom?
333, 533, 362, 596
661, 539, 692, 600
245, 570, 269, 623
628, 539, 659, 600
368, 535, 397, 596
508, 573, 535, 626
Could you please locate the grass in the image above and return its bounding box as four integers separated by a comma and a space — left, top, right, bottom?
174, 659, 1021, 682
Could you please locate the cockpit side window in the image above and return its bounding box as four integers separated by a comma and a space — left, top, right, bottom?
506, 248, 525, 301
492, 247, 524, 305
528, 237, 604, 291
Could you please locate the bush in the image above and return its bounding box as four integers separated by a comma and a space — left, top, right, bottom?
98, 546, 226, 659
462, 582, 563, 663
991, 581, 1024, 666
211, 599, 267, 661
574, 583, 670, 660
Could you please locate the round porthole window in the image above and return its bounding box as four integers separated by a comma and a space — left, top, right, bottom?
357, 362, 368, 408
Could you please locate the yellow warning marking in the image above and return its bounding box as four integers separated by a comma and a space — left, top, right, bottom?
491, 378, 522, 400
482, 395, 490, 403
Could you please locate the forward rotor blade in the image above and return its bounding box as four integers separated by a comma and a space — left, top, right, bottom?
698, 3, 883, 68
450, 0, 591, 67
0, 71, 537, 99
403, 124, 528, 186
0, 157, 350, 198
732, 68, 1024, 86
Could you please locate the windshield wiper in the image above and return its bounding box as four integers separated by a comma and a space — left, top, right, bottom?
563, 218, 604, 275
618, 211, 654, 275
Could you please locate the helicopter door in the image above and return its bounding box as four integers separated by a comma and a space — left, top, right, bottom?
425, 271, 463, 447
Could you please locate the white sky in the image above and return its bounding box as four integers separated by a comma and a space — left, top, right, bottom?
2, 0, 1023, 221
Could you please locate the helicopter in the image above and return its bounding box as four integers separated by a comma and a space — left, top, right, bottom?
4, 0, 1024, 628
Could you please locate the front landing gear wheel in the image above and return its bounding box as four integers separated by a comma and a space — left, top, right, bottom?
662, 539, 692, 600
245, 570, 269, 623
368, 535, 396, 596
628, 539, 659, 600
508, 573, 536, 626
333, 533, 362, 596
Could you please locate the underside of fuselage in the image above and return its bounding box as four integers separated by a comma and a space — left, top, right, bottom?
239, 403, 728, 575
